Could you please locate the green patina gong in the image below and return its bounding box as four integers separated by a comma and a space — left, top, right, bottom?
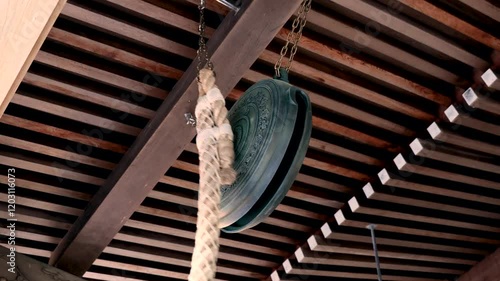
219, 68, 312, 233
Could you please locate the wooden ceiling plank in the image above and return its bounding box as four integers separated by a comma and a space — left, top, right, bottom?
125, 220, 290, 257
242, 70, 418, 136
99, 0, 434, 125
47, 27, 183, 80
0, 115, 128, 153
306, 10, 461, 84
260, 49, 434, 121
410, 138, 500, 175
481, 69, 500, 90
320, 222, 487, 255
444, 104, 500, 136
378, 168, 500, 207
0, 244, 51, 259
363, 182, 500, 220
282, 258, 443, 281
0, 148, 301, 252
0, 154, 104, 185
307, 234, 474, 265
101, 0, 215, 37
61, 3, 196, 59
348, 195, 500, 234
103, 245, 262, 279
0, 193, 82, 217
295, 244, 462, 274
328, 0, 488, 69
394, 153, 500, 191
428, 123, 500, 156
0, 0, 66, 117
456, 0, 500, 22
113, 232, 276, 268
335, 209, 500, 245
23, 72, 155, 119
0, 211, 71, 230
274, 29, 451, 106
0, 134, 115, 170
398, 0, 500, 50
295, 173, 353, 193
35, 51, 168, 100
0, 175, 92, 201
313, 116, 399, 151
462, 87, 500, 115
11, 94, 141, 136
49, 0, 303, 275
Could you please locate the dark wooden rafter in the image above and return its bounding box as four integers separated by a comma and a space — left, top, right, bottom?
48, 0, 303, 275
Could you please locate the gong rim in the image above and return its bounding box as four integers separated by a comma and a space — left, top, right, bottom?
222, 86, 312, 233
218, 79, 298, 228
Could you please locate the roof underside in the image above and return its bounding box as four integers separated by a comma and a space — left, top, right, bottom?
1, 0, 499, 280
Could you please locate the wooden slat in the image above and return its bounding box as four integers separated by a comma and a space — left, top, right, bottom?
410, 138, 500, 175
335, 208, 500, 245
0, 154, 104, 185
308, 138, 383, 166
241, 70, 417, 136
378, 168, 500, 207
444, 104, 500, 136
1, 186, 287, 269
394, 153, 500, 191
0, 0, 66, 116
282, 258, 443, 281
320, 221, 487, 255
428, 122, 500, 157
23, 72, 155, 119
308, 234, 474, 265
273, 28, 451, 106
0, 115, 128, 153
349, 195, 500, 233
481, 69, 500, 90
61, 3, 195, 59
457, 0, 500, 22
313, 115, 398, 151
0, 175, 92, 200
295, 244, 462, 274
306, 10, 461, 84
47, 27, 183, 80
0, 134, 115, 169
35, 51, 168, 100
363, 182, 500, 220
11, 94, 141, 136
328, 0, 488, 69
259, 49, 434, 122
462, 87, 500, 115
50, 1, 304, 275
398, 0, 500, 50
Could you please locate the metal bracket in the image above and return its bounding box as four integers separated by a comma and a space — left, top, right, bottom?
216, 0, 241, 12
185, 113, 196, 127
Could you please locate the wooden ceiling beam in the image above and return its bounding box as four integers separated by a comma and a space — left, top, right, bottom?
457, 248, 500, 281
48, 0, 303, 275
0, 0, 66, 117
444, 104, 500, 136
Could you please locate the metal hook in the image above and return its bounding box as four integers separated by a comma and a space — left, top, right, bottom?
216, 0, 241, 12
185, 113, 196, 127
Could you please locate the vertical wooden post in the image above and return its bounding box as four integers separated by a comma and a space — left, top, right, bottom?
0, 0, 66, 117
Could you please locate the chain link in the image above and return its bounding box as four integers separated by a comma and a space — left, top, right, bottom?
197, 0, 213, 80
274, 0, 312, 77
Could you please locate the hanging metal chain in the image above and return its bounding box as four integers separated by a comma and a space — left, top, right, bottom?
197, 0, 213, 80
274, 0, 312, 77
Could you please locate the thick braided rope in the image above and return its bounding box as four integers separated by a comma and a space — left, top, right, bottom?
189, 68, 236, 281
